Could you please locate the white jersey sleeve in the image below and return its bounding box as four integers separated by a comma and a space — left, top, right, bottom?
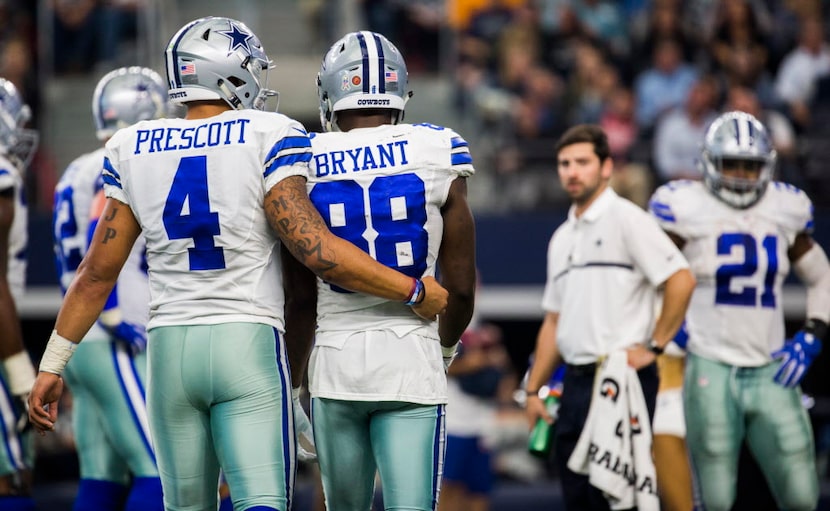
652, 180, 812, 366
0, 155, 26, 301
648, 180, 700, 240
102, 110, 312, 330
53, 148, 106, 292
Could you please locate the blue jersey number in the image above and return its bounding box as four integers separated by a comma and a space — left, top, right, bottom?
309, 173, 428, 292
715, 233, 778, 307
53, 186, 83, 274
162, 155, 226, 270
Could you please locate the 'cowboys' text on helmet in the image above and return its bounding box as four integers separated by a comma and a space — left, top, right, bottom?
317, 31, 409, 132
165, 17, 277, 111
93, 66, 169, 141
699, 111, 776, 209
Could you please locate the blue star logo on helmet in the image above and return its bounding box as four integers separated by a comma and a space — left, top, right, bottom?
218, 22, 254, 55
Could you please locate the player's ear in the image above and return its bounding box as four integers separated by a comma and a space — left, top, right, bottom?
600, 156, 614, 180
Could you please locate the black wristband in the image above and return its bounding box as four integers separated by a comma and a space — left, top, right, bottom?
804, 318, 829, 340
647, 339, 664, 355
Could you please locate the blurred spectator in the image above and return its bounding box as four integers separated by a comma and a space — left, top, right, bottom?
51, 0, 99, 74
652, 75, 719, 182
0, 37, 39, 125
634, 37, 698, 131
440, 322, 516, 511
97, 0, 142, 69
600, 85, 654, 208
569, 55, 620, 124
631, 0, 698, 77
708, 0, 780, 109
51, 0, 147, 74
774, 16, 830, 128
709, 0, 769, 75
569, 0, 629, 62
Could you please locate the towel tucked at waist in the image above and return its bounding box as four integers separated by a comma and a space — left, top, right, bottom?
566, 350, 659, 510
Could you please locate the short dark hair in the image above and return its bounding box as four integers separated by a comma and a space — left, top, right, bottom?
555, 124, 610, 162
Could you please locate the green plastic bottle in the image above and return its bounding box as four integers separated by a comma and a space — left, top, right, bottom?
528, 384, 562, 458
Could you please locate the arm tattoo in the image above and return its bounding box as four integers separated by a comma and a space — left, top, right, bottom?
265, 179, 338, 274
102, 227, 117, 244
104, 207, 117, 221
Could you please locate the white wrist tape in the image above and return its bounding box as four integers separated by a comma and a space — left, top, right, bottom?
38, 330, 78, 376
793, 243, 830, 322
2, 350, 36, 396
441, 342, 459, 359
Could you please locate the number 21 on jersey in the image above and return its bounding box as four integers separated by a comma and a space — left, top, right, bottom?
716, 232, 778, 308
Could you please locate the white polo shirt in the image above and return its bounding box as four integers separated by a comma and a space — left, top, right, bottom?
541, 188, 688, 365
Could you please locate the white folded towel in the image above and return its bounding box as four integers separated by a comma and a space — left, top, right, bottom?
567, 351, 659, 510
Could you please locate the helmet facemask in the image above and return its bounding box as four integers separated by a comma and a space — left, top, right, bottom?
700, 111, 777, 209
0, 80, 38, 168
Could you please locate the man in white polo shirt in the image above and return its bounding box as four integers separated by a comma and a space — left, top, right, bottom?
523, 124, 696, 510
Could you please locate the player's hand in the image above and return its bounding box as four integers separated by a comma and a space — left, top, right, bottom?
105, 321, 148, 355
292, 388, 316, 462
27, 372, 64, 435
411, 276, 448, 320
525, 392, 553, 429
772, 330, 822, 388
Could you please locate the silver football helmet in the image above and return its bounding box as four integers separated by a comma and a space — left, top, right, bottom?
317, 31, 410, 132
699, 111, 776, 209
93, 66, 169, 141
0, 78, 37, 167
165, 17, 277, 111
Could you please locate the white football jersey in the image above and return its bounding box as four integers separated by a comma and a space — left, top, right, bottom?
649, 180, 813, 366
307, 122, 474, 403
103, 110, 310, 330
53, 147, 149, 335
0, 155, 26, 301
53, 148, 105, 292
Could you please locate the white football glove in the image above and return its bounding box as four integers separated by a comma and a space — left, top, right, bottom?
292, 387, 317, 462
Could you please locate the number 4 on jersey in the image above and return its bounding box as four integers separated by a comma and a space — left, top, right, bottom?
162, 155, 226, 271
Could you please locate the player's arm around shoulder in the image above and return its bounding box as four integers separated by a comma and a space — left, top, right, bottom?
264, 175, 447, 319
438, 177, 476, 352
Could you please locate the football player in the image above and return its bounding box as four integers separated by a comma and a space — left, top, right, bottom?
284, 30, 476, 510
648, 111, 830, 511
30, 17, 447, 511
0, 77, 37, 511
53, 66, 167, 511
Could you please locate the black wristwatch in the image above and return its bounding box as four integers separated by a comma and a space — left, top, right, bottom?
646, 339, 665, 355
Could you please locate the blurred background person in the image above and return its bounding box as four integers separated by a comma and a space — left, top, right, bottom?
440, 319, 516, 511
0, 77, 38, 511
